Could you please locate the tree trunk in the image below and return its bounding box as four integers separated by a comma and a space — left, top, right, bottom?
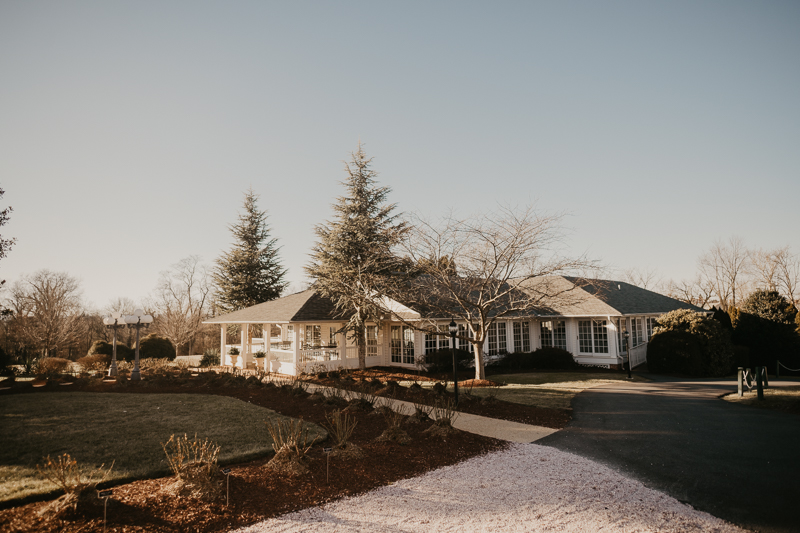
356, 325, 366, 370
473, 341, 486, 380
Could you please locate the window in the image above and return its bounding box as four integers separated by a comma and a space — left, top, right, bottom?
366, 325, 378, 357
542, 320, 567, 350
303, 325, 321, 348
593, 320, 609, 353
458, 324, 474, 353
553, 321, 567, 350
646, 317, 656, 340
579, 319, 608, 354
391, 325, 414, 364
617, 318, 626, 353
486, 322, 507, 355
578, 320, 593, 353
631, 317, 644, 347
425, 325, 451, 354
513, 322, 530, 352
328, 327, 338, 347
540, 321, 553, 349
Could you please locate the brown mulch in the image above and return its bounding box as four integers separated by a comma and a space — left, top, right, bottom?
0, 368, 571, 533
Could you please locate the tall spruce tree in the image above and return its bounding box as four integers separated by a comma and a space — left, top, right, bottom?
214, 189, 287, 313
306, 144, 407, 370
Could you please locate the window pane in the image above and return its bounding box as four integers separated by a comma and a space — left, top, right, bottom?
593, 320, 608, 353
553, 321, 566, 351
540, 321, 553, 348
578, 320, 593, 353
497, 322, 507, 353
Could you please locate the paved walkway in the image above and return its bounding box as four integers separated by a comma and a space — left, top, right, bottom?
538, 376, 800, 533
307, 384, 558, 442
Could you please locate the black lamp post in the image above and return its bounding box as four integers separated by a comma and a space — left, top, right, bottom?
102, 312, 126, 377
449, 319, 459, 407
124, 309, 153, 381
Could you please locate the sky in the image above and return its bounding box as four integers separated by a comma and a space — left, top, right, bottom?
1, 1, 798, 310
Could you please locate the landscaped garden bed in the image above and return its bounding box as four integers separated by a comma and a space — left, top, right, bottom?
0, 368, 554, 532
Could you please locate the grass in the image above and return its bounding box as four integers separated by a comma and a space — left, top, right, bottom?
721, 386, 800, 413
463, 371, 650, 410
0, 392, 326, 505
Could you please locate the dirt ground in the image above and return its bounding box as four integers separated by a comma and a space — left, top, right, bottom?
0, 368, 570, 532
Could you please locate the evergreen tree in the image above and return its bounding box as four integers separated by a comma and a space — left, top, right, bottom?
734, 289, 800, 369
305, 144, 407, 370
214, 189, 287, 313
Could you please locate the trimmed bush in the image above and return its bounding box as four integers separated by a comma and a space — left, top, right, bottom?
646, 309, 734, 377
137, 334, 176, 361
200, 349, 220, 367
87, 340, 113, 358
33, 357, 71, 378
77, 353, 109, 373
422, 348, 472, 373
499, 347, 578, 370
733, 289, 800, 370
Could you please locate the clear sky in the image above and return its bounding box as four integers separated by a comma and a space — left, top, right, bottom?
1, 1, 798, 309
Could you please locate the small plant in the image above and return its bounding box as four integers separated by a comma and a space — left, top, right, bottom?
376, 404, 411, 445
228, 347, 240, 355
36, 453, 114, 518
323, 386, 349, 407
200, 348, 220, 367
323, 409, 363, 459
254, 350, 266, 358
264, 418, 315, 475
425, 399, 460, 438
408, 401, 433, 424
161, 433, 222, 501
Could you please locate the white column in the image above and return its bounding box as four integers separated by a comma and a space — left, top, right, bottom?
337, 326, 347, 362
220, 325, 227, 366
505, 321, 514, 353
239, 325, 247, 369
292, 324, 301, 369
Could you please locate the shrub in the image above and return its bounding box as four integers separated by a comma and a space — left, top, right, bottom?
87, 340, 113, 358
33, 357, 71, 378
324, 409, 362, 458
499, 347, 578, 370
161, 434, 222, 501
200, 348, 220, 367
36, 453, 114, 518
264, 418, 315, 475
647, 309, 734, 377
422, 348, 472, 373
0, 346, 14, 376
734, 289, 800, 370
137, 334, 176, 361
76, 353, 109, 373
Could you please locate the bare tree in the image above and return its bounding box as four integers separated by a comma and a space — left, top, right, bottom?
4, 270, 84, 358
621, 267, 662, 291
665, 276, 715, 309
697, 237, 751, 311
751, 246, 800, 309
150, 256, 212, 357
382, 205, 598, 380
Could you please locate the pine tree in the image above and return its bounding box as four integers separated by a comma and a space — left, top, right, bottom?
305, 144, 407, 369
214, 189, 287, 313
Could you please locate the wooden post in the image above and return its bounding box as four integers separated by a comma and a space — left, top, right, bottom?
738, 367, 743, 397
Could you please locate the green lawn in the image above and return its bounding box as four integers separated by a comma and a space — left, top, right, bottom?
464, 372, 649, 410
0, 392, 326, 504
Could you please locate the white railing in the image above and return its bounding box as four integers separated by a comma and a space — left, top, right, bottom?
629, 344, 648, 368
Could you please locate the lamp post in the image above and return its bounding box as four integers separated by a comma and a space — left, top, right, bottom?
124, 309, 153, 381
102, 312, 126, 377
623, 328, 632, 379
449, 319, 459, 407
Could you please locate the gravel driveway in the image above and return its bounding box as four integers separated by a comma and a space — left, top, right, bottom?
235, 444, 745, 533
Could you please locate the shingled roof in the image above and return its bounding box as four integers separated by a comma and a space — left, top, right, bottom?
204, 290, 350, 324
520, 276, 706, 317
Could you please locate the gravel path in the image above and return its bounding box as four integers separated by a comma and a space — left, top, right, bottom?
235, 443, 747, 533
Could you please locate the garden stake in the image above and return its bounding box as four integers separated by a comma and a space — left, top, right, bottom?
98, 489, 112, 533
324, 447, 332, 484
221, 468, 231, 507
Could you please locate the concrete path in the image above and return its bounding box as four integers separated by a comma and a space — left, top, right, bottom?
307, 383, 558, 443
538, 376, 800, 533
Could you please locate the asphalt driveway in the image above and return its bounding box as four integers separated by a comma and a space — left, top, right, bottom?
538, 376, 800, 533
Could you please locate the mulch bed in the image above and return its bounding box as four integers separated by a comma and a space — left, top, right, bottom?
0, 369, 569, 532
